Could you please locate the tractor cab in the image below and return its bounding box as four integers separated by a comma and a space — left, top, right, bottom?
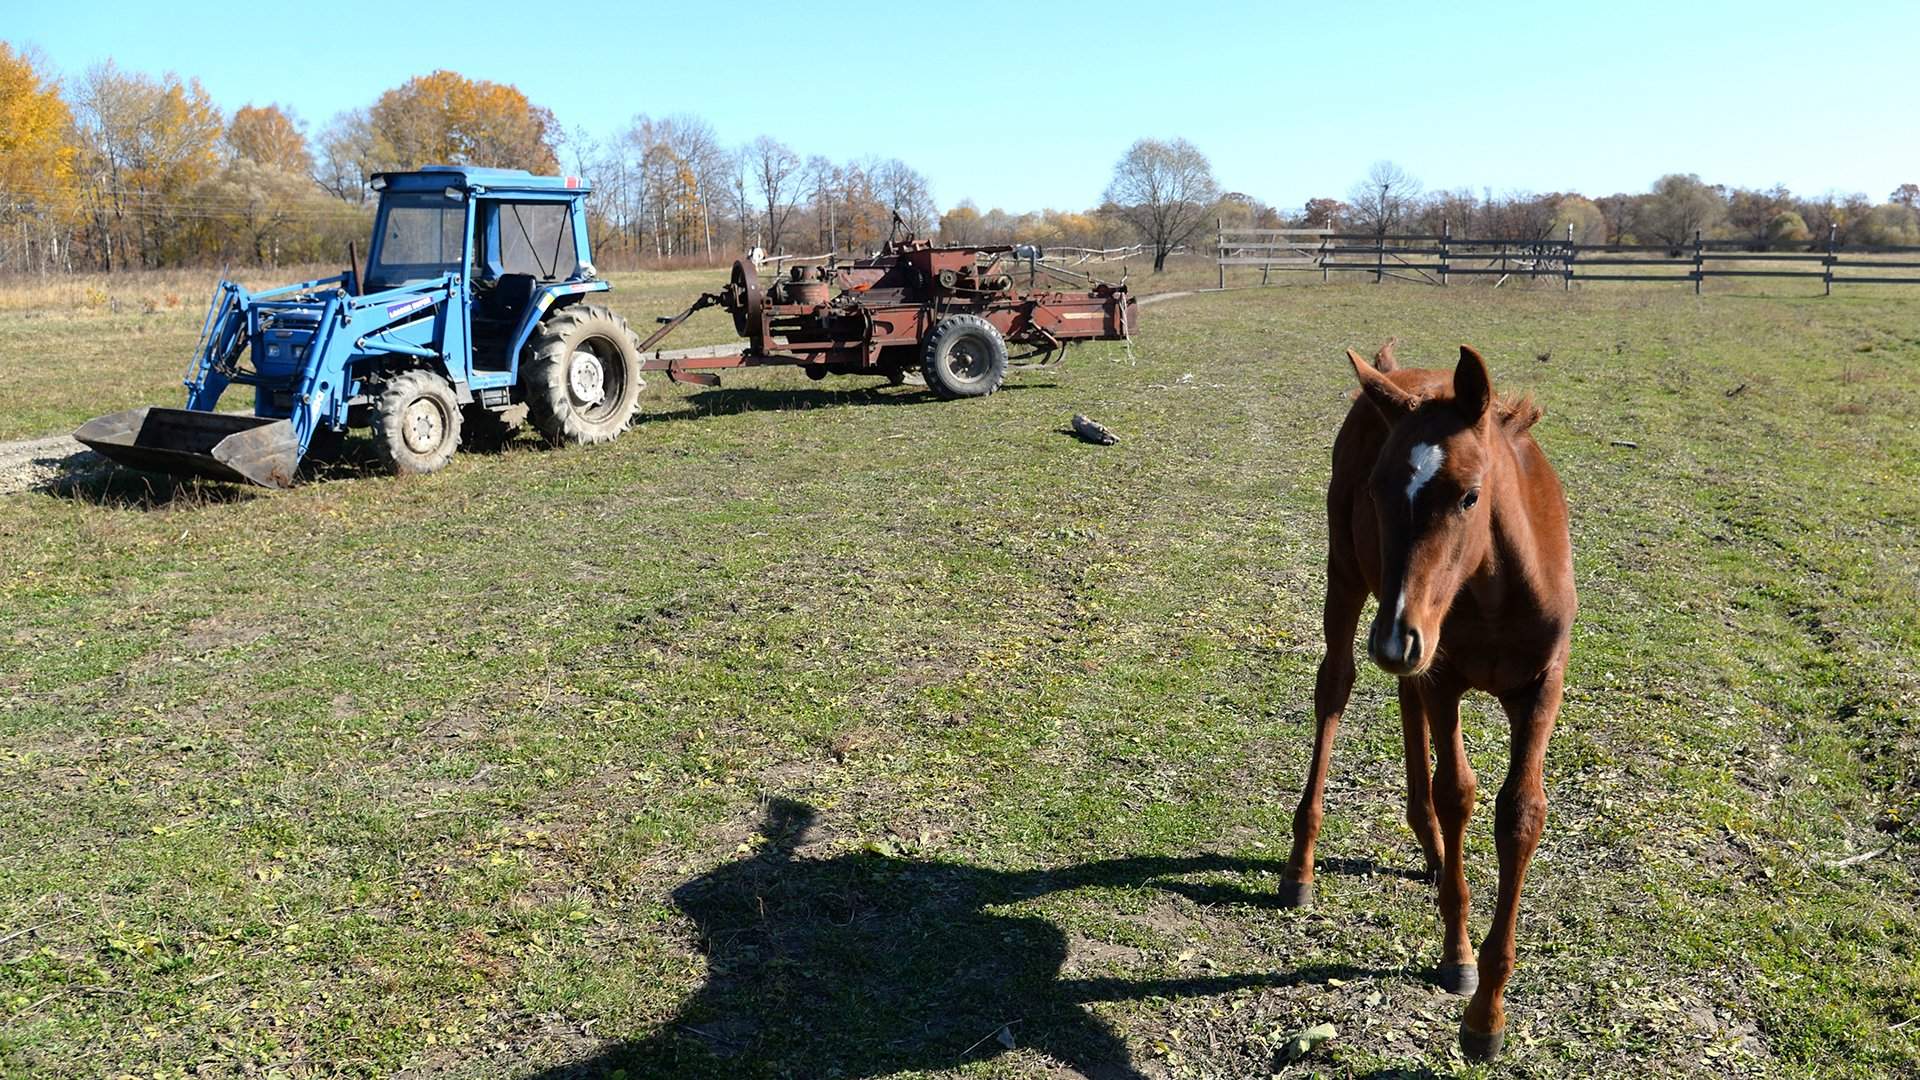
364, 166, 597, 370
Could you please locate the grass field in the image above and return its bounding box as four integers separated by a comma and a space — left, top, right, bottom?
1, 266, 1917, 1078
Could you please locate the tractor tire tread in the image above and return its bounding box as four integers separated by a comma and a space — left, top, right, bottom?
523, 304, 644, 446
369, 368, 462, 476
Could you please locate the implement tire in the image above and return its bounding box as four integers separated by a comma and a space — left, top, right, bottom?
920, 314, 1007, 399
523, 304, 644, 445
370, 368, 462, 476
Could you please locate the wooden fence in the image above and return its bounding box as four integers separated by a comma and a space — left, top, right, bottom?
1216, 222, 1920, 294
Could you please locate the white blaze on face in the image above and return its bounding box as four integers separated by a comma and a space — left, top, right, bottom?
1405, 442, 1445, 507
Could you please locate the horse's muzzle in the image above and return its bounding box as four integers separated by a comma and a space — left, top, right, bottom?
1368, 618, 1426, 676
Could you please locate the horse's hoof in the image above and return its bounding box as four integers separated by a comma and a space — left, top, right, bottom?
1437, 963, 1478, 996
1276, 879, 1314, 908
1459, 1023, 1505, 1061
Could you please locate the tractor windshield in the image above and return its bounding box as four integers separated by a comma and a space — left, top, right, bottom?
368, 192, 467, 290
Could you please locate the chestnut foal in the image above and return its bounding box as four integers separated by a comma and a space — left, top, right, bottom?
1281, 341, 1575, 1061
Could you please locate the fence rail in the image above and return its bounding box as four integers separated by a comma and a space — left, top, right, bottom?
1216, 221, 1920, 294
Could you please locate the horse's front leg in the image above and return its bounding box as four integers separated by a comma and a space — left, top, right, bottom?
1281, 567, 1365, 907
1399, 678, 1445, 882
1423, 683, 1477, 996
1459, 667, 1563, 1062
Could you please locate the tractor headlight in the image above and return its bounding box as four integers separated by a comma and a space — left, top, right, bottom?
369, 176, 387, 191
443, 187, 465, 202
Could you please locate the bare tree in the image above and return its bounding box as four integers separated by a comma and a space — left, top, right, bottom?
656, 115, 725, 258
1482, 191, 1560, 241
1421, 188, 1480, 236
1103, 137, 1219, 271
314, 110, 379, 203
804, 155, 838, 252
749, 136, 801, 253
877, 158, 935, 238
1346, 160, 1423, 238
729, 149, 754, 252
1593, 193, 1639, 246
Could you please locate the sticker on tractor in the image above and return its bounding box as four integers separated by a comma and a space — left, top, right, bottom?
385, 296, 434, 319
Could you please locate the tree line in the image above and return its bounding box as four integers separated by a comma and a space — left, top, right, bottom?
0, 46, 954, 273
2, 42, 1915, 276
1273, 160, 1920, 251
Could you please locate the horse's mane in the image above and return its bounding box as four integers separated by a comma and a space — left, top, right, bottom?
1497, 393, 1542, 435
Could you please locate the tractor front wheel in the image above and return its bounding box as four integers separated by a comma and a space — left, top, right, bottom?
370, 369, 462, 476
523, 304, 644, 445
920, 314, 1008, 399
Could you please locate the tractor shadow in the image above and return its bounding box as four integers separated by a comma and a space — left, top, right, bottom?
520, 798, 1396, 1080
36, 453, 263, 510
34, 437, 397, 509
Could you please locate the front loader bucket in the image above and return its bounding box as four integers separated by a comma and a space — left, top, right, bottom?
75, 408, 300, 489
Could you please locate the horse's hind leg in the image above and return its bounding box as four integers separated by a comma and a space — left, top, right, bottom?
1280, 564, 1365, 908
1399, 678, 1444, 883
1459, 668, 1562, 1062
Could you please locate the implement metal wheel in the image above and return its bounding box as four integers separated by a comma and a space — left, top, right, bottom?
725, 259, 764, 342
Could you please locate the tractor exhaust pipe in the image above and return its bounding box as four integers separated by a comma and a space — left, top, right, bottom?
74, 407, 302, 489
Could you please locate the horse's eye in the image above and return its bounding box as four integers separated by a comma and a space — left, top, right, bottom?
1460, 489, 1480, 511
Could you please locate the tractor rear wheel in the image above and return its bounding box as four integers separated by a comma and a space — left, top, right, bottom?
920, 314, 1008, 399
523, 304, 643, 445
370, 369, 462, 476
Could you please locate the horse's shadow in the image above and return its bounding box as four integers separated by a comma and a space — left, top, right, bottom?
523, 798, 1388, 1080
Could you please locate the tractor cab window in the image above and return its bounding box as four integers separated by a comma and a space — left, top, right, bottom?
367, 193, 467, 290
493, 201, 579, 282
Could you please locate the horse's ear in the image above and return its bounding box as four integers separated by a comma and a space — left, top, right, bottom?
1453, 345, 1493, 422
1349, 348, 1417, 418
1374, 337, 1399, 372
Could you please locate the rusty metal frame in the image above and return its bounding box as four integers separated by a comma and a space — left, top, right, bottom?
635, 243, 1137, 388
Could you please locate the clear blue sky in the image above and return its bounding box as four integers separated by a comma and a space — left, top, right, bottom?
8, 0, 1913, 212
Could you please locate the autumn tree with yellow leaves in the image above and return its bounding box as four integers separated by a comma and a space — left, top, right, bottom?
69, 61, 224, 268
0, 43, 76, 270
368, 70, 558, 174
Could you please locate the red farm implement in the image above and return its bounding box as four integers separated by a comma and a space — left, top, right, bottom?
636, 239, 1138, 398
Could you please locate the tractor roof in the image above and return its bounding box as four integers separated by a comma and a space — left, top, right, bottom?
372, 166, 590, 196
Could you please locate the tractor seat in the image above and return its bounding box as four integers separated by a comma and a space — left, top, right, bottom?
489, 273, 539, 323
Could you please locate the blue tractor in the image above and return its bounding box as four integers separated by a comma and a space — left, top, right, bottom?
76, 166, 645, 486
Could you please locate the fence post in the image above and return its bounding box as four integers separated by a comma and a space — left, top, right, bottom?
1693, 229, 1703, 295
1564, 222, 1573, 292
1441, 218, 1450, 286
1375, 231, 1385, 285
1216, 217, 1224, 290
1321, 229, 1330, 283
1825, 222, 1836, 296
